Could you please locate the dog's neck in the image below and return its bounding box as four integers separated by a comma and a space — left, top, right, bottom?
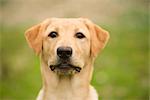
39, 56, 94, 100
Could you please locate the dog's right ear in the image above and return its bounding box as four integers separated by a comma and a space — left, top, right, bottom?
82, 18, 109, 58
25, 19, 50, 55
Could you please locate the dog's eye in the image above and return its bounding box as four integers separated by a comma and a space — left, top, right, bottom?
75, 32, 85, 39
48, 31, 58, 38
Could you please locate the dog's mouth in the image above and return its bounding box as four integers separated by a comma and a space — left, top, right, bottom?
49, 63, 81, 74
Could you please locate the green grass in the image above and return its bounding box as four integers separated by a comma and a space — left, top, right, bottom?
1, 9, 148, 100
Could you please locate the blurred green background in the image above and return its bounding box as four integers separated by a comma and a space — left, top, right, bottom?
0, 0, 148, 100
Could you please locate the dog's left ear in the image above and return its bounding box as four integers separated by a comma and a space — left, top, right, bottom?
83, 19, 110, 57
25, 19, 50, 55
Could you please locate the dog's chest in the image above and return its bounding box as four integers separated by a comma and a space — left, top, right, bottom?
44, 89, 84, 100
37, 85, 87, 100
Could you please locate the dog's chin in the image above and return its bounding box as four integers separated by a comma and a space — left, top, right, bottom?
49, 63, 81, 75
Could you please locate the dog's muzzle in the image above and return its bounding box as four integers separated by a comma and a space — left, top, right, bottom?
49, 46, 81, 75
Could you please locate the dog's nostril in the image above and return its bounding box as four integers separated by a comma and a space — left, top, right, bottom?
57, 47, 72, 59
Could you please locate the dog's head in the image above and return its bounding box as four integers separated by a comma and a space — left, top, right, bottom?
25, 18, 109, 75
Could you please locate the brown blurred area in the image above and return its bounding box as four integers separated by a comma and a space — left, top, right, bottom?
1, 0, 148, 25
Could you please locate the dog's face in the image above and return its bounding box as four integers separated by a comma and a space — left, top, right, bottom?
43, 19, 91, 75
25, 18, 109, 75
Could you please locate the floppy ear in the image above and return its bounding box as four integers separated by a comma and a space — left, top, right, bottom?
83, 19, 109, 57
25, 19, 50, 55
92, 25, 109, 57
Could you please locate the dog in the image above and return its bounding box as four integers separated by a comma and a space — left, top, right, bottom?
25, 18, 109, 100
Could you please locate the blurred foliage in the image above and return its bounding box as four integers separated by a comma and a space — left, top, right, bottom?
0, 4, 148, 100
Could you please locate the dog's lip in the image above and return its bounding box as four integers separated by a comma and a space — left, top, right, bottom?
50, 63, 81, 72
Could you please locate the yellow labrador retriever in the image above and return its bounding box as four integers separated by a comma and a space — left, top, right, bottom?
25, 18, 109, 100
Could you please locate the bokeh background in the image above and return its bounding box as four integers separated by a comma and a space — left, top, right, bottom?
0, 0, 148, 100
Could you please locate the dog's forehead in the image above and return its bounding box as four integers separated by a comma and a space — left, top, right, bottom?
49, 18, 86, 28
45, 18, 90, 38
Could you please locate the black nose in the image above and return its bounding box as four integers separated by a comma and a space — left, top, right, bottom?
57, 47, 72, 59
